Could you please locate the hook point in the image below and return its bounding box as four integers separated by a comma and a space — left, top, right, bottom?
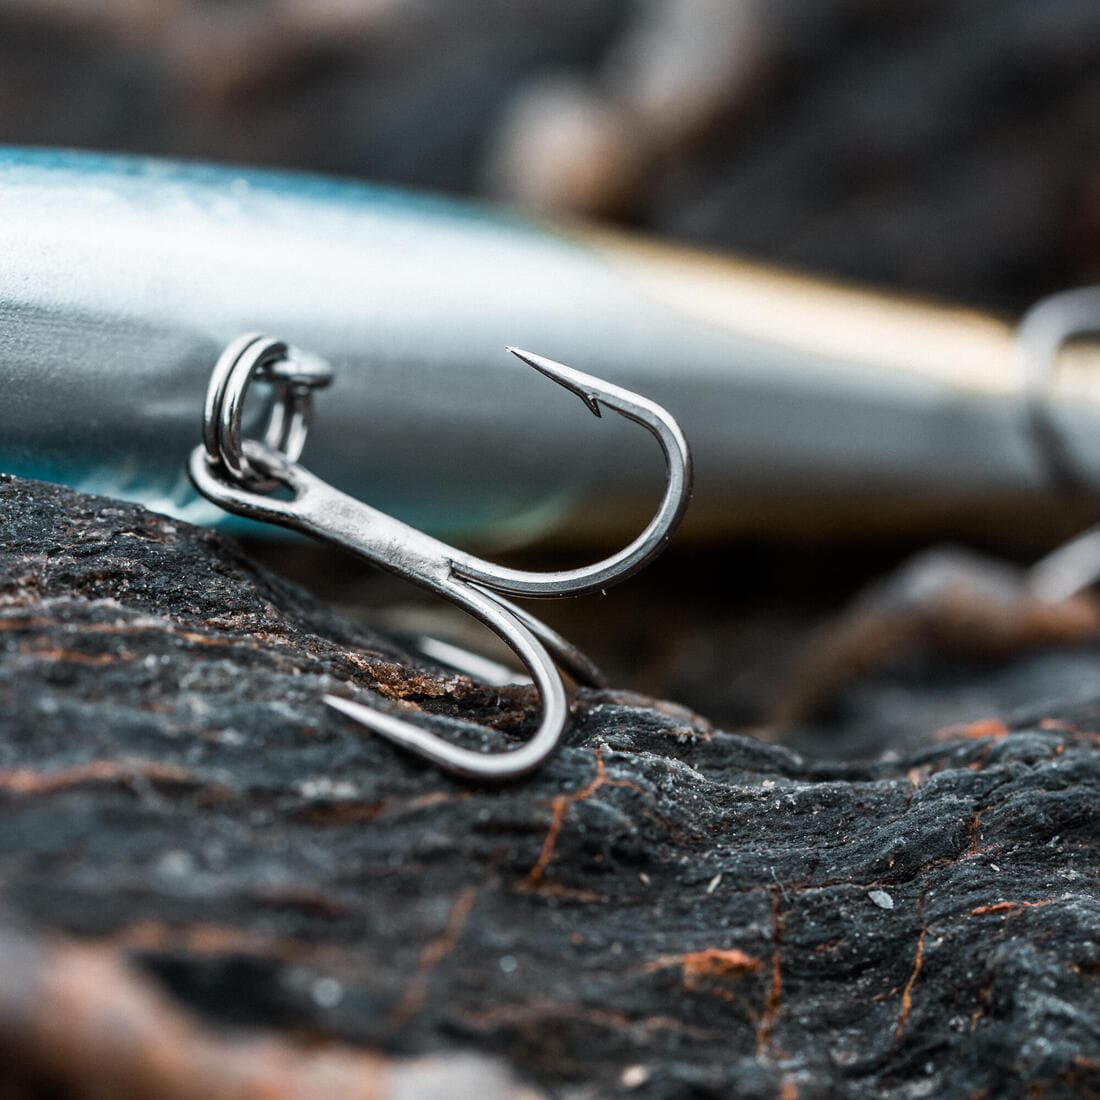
506, 346, 602, 417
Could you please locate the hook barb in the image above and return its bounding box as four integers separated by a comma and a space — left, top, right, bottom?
507, 346, 603, 417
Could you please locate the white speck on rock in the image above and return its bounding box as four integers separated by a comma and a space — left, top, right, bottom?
297, 777, 357, 800
869, 889, 895, 910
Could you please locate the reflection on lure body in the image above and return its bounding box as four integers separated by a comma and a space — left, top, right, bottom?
3, 146, 1100, 545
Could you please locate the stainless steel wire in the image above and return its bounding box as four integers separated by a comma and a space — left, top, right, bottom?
190, 336, 692, 779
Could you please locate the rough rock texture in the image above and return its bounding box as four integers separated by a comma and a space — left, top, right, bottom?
0, 473, 1098, 1099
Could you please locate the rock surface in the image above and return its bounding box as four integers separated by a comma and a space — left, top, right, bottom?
0, 473, 1098, 1098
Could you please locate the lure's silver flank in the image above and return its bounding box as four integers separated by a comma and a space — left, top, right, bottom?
9, 147, 1100, 547
189, 336, 692, 780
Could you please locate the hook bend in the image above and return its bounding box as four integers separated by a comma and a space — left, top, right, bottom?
450, 348, 693, 598
323, 577, 569, 779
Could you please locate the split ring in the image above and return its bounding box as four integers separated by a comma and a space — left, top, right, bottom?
202, 333, 333, 491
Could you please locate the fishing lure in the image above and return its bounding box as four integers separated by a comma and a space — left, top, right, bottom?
189, 334, 692, 779
4, 146, 1100, 547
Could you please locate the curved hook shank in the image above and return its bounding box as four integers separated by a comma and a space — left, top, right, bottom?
324, 577, 570, 779
1016, 286, 1100, 494
450, 348, 693, 598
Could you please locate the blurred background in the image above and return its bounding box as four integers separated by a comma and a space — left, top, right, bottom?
6, 0, 1100, 746
6, 0, 1100, 309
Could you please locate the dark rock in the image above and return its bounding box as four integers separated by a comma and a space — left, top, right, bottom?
0, 473, 1098, 1098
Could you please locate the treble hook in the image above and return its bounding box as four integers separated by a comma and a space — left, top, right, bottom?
189, 334, 692, 780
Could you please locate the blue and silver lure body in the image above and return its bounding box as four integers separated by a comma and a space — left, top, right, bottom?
1, 147, 1094, 544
